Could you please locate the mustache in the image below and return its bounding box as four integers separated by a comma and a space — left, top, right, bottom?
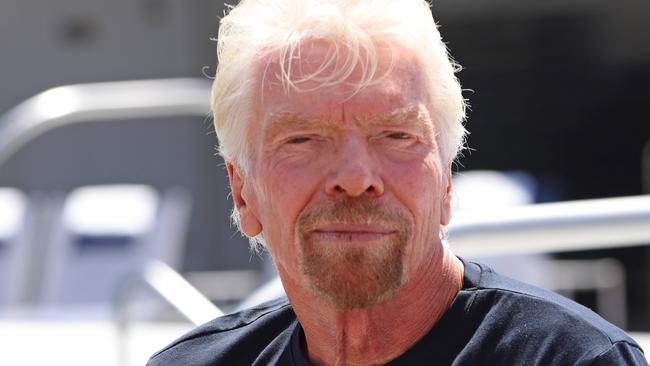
296, 196, 411, 232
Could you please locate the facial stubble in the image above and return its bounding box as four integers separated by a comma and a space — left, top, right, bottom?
296, 197, 412, 309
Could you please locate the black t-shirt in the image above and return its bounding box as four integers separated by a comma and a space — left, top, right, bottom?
148, 259, 647, 365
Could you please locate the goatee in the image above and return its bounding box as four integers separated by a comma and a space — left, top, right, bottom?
296, 196, 411, 309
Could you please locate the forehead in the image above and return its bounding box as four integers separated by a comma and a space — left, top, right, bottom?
252, 42, 431, 126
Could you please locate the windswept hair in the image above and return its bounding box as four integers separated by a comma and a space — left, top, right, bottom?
211, 0, 467, 247
212, 0, 467, 169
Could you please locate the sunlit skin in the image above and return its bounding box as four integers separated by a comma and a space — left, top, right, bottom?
227, 43, 464, 366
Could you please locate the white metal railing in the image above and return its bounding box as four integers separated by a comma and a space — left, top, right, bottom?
142, 260, 223, 323
0, 78, 212, 169
114, 260, 223, 326
448, 195, 650, 256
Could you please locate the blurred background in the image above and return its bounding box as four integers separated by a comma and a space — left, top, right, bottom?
0, 0, 649, 364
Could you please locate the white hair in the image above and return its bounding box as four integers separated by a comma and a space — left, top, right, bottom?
212, 0, 467, 248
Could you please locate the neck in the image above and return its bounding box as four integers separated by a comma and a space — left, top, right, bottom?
281, 244, 464, 366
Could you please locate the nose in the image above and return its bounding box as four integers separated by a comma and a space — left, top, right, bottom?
325, 134, 384, 197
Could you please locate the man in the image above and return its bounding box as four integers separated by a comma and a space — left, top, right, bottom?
148, 0, 647, 365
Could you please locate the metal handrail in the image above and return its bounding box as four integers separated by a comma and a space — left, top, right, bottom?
142, 260, 223, 323
114, 260, 222, 366
0, 78, 212, 169
448, 195, 650, 256
114, 260, 223, 326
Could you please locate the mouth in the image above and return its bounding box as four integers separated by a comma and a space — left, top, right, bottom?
310, 224, 397, 243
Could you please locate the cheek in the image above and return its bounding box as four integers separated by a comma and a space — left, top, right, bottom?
385, 156, 445, 212
384, 157, 445, 256
257, 159, 326, 263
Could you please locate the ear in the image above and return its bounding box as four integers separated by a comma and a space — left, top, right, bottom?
227, 162, 263, 237
440, 168, 453, 226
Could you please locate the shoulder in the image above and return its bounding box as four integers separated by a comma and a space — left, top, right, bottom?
457, 261, 646, 364
147, 297, 297, 366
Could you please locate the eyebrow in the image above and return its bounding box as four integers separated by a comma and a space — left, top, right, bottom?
262, 105, 431, 142
263, 113, 330, 143
366, 106, 430, 133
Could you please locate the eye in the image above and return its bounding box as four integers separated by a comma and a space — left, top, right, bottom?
287, 136, 311, 144
386, 132, 411, 140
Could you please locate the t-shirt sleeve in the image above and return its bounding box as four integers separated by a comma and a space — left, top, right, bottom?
588, 342, 648, 365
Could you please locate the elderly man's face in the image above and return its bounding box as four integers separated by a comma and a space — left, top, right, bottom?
229, 45, 452, 309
